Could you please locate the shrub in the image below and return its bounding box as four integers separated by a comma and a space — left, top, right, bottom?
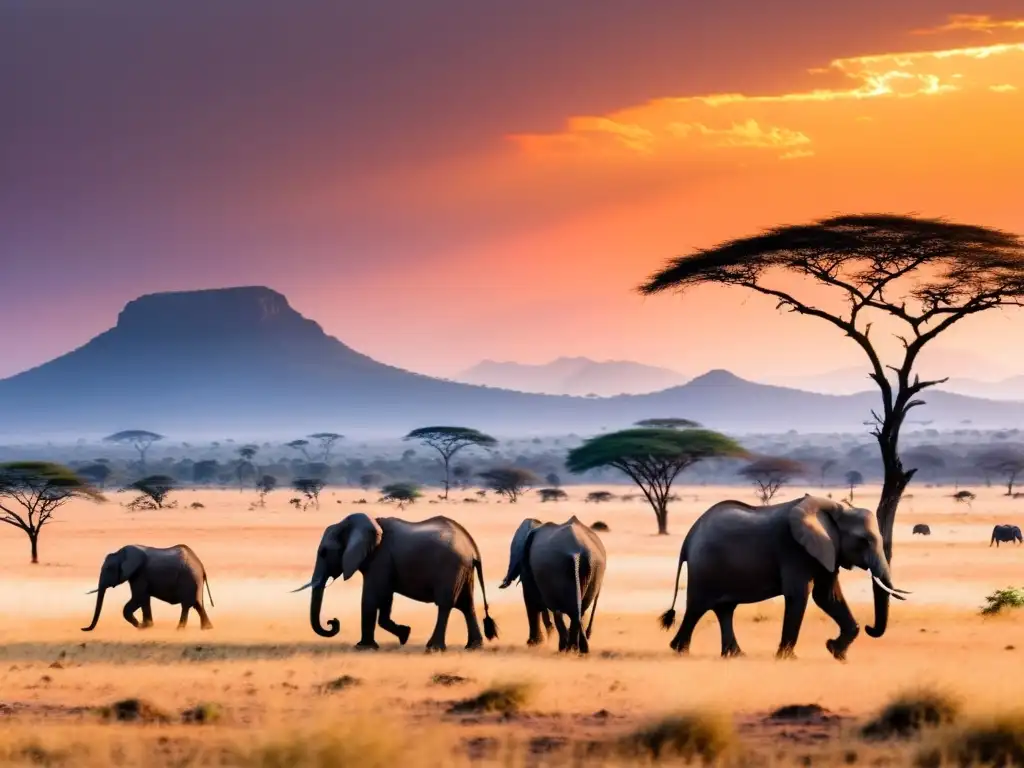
918, 713, 1024, 767
981, 587, 1024, 616
616, 711, 737, 762
448, 682, 532, 716
97, 697, 171, 724
180, 701, 223, 724
861, 688, 961, 740
316, 675, 362, 694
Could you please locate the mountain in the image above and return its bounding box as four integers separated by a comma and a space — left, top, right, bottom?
3, 286, 1024, 439
459, 357, 688, 396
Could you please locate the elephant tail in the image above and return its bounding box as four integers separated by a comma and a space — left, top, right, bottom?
205, 575, 215, 608
474, 558, 499, 641
659, 544, 687, 630
573, 553, 584, 630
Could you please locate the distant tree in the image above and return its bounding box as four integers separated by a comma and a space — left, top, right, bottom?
359, 472, 383, 491
902, 446, 947, 484
292, 478, 325, 509
845, 470, 864, 502
952, 489, 976, 508
635, 418, 700, 430
405, 427, 498, 499
286, 440, 312, 461
126, 474, 176, 509
103, 430, 164, 470
820, 459, 837, 488
308, 432, 344, 463
641, 214, 1024, 571
739, 456, 807, 505
975, 446, 1024, 496
255, 475, 277, 507
236, 445, 259, 490
478, 467, 540, 503
566, 428, 747, 534
585, 490, 616, 504
78, 462, 112, 490
452, 464, 473, 490
380, 482, 422, 510
0, 462, 104, 563
538, 488, 568, 503
545, 472, 562, 488
193, 460, 220, 485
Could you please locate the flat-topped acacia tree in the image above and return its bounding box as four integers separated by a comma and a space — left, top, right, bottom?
0, 462, 104, 563
566, 428, 747, 535
641, 214, 1024, 638
103, 430, 164, 471
405, 427, 497, 499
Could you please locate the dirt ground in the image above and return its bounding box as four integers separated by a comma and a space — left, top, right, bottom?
0, 484, 1022, 766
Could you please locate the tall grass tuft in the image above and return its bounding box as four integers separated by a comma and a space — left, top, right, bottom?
861, 687, 961, 740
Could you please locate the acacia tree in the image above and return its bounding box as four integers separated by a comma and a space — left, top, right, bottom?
292, 477, 325, 509
635, 418, 700, 430
126, 475, 175, 508
739, 456, 807, 505
255, 475, 277, 507
380, 482, 422, 509
308, 433, 343, 463
566, 428, 747, 534
405, 427, 497, 499
975, 446, 1024, 496
641, 213, 1024, 641
845, 470, 864, 502
79, 462, 112, 489
103, 430, 164, 471
0, 462, 104, 563
236, 445, 259, 490
820, 459, 837, 488
478, 467, 539, 503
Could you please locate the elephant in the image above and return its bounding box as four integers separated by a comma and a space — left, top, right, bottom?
660, 494, 910, 661
82, 544, 214, 631
990, 524, 1023, 547
912, 524, 931, 536
294, 513, 498, 651
498, 516, 606, 654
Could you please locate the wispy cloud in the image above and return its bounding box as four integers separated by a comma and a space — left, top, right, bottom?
913, 14, 1024, 35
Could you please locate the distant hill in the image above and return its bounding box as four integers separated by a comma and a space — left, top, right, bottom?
459, 356, 688, 396
3, 286, 1024, 440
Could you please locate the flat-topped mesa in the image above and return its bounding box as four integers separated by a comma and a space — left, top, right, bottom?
113, 286, 325, 341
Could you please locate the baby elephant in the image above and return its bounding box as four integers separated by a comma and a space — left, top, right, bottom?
82, 544, 214, 631
991, 525, 1023, 547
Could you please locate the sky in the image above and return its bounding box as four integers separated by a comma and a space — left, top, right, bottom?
3, 0, 1024, 382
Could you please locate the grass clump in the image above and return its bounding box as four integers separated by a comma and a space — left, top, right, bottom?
861, 688, 961, 740
431, 673, 472, 687
316, 675, 362, 694
97, 697, 172, 724
981, 587, 1024, 616
448, 682, 532, 716
180, 701, 224, 724
616, 711, 737, 763
917, 713, 1024, 767
236, 728, 412, 768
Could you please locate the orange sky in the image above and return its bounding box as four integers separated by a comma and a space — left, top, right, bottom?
4, 7, 1024, 383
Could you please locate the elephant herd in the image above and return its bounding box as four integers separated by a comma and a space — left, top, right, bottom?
79, 494, 913, 661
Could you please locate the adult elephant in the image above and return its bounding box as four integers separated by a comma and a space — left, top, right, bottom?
499, 516, 606, 654
294, 513, 498, 651
990, 524, 1023, 547
660, 494, 909, 661
912, 524, 931, 536
81, 544, 214, 631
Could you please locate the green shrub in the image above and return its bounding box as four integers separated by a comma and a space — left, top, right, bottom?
981, 587, 1024, 616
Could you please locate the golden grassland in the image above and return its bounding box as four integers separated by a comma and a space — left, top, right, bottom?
1, 485, 1024, 765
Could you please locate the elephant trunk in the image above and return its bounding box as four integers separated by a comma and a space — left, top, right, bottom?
309, 585, 340, 638
865, 553, 901, 638
82, 586, 106, 632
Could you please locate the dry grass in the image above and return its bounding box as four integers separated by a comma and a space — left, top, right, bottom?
0, 485, 1022, 766
448, 682, 533, 715
615, 710, 737, 763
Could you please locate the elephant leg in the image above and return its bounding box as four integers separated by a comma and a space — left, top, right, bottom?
670, 596, 708, 654
713, 603, 742, 658
569, 615, 589, 654
196, 603, 213, 630
355, 594, 380, 650
457, 588, 484, 650
525, 604, 546, 646
776, 583, 811, 659
552, 612, 569, 651
541, 609, 554, 637
139, 597, 154, 629
122, 600, 141, 628
377, 592, 411, 646
425, 604, 452, 652
177, 604, 190, 629
812, 578, 858, 661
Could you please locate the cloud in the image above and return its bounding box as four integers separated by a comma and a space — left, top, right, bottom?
913, 14, 1024, 36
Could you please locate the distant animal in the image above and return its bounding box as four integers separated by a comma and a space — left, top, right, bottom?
660, 494, 910, 661
294, 513, 497, 651
82, 544, 214, 631
912, 524, 931, 536
990, 524, 1023, 547
499, 516, 606, 654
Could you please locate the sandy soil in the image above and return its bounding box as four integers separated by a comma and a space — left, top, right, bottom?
0, 484, 1022, 766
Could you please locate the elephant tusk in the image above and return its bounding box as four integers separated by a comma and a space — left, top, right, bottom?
872, 574, 908, 600
291, 580, 314, 593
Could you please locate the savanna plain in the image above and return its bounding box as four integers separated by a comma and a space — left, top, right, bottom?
1, 485, 1023, 766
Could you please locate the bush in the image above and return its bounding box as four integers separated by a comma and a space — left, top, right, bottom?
616, 711, 737, 763
180, 701, 223, 724
918, 713, 1024, 767
97, 697, 171, 724
448, 682, 532, 716
981, 587, 1024, 616
861, 688, 961, 740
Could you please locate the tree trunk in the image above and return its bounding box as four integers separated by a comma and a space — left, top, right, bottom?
29, 532, 39, 564
442, 457, 450, 500
655, 503, 669, 535
875, 439, 913, 565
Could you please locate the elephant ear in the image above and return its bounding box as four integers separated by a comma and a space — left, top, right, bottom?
118, 547, 146, 582
342, 514, 383, 581
788, 498, 839, 572
501, 519, 541, 588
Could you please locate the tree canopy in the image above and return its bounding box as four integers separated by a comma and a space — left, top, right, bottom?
405, 426, 497, 499
738, 456, 807, 505
635, 418, 701, 430
0, 462, 104, 563
566, 428, 747, 534
103, 430, 164, 468
380, 482, 422, 509
478, 466, 539, 503
126, 475, 175, 508
641, 214, 1024, 563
